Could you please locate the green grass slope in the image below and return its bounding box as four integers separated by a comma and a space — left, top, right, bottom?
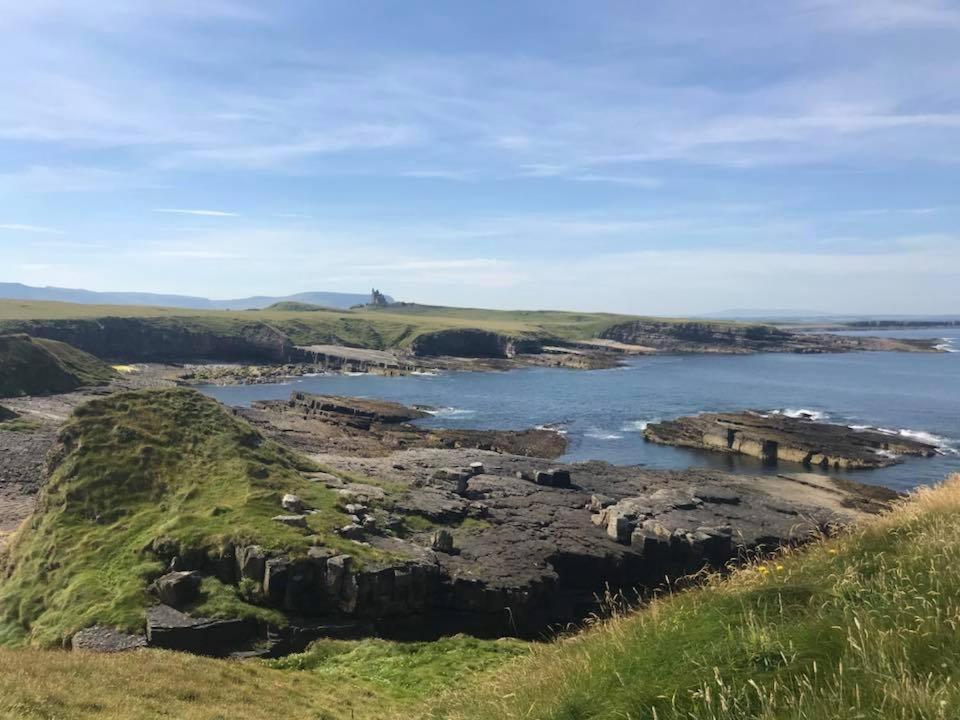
0, 388, 383, 647
0, 636, 527, 720
432, 474, 960, 720
263, 301, 334, 312
0, 334, 116, 397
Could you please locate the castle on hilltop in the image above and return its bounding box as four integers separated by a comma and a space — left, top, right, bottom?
370, 288, 389, 307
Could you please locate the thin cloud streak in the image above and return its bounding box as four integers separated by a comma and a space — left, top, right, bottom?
0, 223, 64, 234
153, 208, 239, 217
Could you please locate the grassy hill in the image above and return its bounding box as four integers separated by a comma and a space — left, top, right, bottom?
0, 299, 629, 342
0, 468, 957, 718
263, 301, 334, 312
0, 334, 116, 397
0, 388, 388, 647
0, 299, 762, 363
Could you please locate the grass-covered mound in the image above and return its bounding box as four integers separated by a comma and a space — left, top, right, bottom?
263, 301, 332, 312
0, 388, 373, 647
0, 334, 115, 397
433, 474, 960, 719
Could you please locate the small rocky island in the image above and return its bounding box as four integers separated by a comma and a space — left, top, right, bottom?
644, 411, 940, 469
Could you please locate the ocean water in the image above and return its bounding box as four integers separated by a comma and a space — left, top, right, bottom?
200, 329, 960, 491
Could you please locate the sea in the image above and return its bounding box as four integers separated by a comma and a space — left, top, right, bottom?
199, 328, 960, 492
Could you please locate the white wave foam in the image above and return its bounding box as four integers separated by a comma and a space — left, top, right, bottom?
851, 424, 956, 453
772, 408, 829, 421
423, 407, 476, 418
899, 428, 948, 447
409, 370, 440, 377
621, 419, 657, 432
585, 428, 623, 440
935, 337, 958, 352
535, 423, 569, 435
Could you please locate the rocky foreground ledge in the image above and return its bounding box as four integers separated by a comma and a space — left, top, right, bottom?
644, 411, 940, 469
0, 390, 902, 659
122, 392, 899, 656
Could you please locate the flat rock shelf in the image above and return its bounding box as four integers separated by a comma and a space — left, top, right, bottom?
644, 411, 940, 470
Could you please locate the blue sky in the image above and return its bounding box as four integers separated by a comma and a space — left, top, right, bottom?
1, 0, 959, 315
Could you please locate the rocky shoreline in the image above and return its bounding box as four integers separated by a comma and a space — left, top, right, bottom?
94, 394, 900, 657
644, 411, 940, 469
120, 448, 897, 657
0, 384, 907, 657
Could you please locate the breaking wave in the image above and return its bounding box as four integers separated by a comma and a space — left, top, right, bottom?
772, 408, 829, 421
423, 406, 476, 418
850, 424, 957, 454
535, 423, 569, 435
621, 419, 658, 432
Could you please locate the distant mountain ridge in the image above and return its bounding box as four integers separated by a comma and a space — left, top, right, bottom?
0, 283, 392, 310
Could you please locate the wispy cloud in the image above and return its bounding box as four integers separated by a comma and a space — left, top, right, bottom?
802, 0, 960, 31
153, 208, 239, 217
0, 223, 64, 234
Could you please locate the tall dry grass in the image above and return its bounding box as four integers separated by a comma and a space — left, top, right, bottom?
428, 474, 960, 720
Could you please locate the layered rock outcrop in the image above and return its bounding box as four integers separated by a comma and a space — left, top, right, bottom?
240, 392, 567, 459
598, 320, 938, 354
135, 449, 896, 653
644, 411, 940, 469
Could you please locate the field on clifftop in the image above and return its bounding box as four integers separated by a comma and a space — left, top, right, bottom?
0, 298, 742, 350
1, 472, 959, 719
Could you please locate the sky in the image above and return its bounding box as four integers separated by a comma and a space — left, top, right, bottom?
1, 0, 959, 315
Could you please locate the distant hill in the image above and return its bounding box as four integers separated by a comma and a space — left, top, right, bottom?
0, 283, 391, 311
0, 334, 116, 397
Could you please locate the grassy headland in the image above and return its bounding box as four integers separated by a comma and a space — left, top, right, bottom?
0, 388, 388, 647
0, 299, 930, 364
0, 474, 957, 718
0, 333, 116, 397
0, 298, 635, 349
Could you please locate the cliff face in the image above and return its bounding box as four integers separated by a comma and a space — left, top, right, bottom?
0, 318, 294, 362
411, 329, 542, 358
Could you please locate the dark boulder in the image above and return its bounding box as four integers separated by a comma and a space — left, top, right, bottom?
151, 571, 202, 608
146, 605, 256, 656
